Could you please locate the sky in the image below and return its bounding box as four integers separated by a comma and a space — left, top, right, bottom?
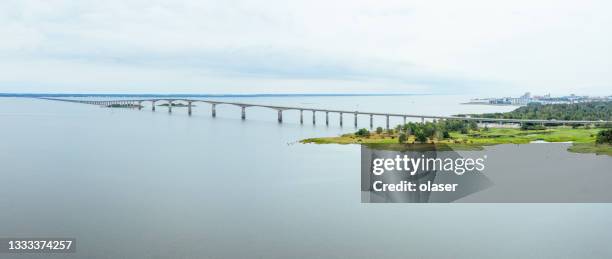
0, 0, 610, 96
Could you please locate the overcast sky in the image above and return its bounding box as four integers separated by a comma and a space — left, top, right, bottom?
0, 0, 610, 95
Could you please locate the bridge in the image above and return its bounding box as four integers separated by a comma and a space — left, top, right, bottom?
41, 97, 611, 128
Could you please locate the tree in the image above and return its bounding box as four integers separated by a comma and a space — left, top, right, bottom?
355, 128, 370, 137
596, 129, 612, 144
471, 101, 612, 121
469, 121, 478, 131
423, 122, 436, 138
442, 131, 450, 139
376, 127, 383, 134
398, 133, 407, 143
387, 128, 395, 135
415, 129, 427, 143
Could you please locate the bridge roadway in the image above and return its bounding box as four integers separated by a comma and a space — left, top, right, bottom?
41, 97, 611, 128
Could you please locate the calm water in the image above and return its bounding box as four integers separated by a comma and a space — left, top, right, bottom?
1, 95, 611, 258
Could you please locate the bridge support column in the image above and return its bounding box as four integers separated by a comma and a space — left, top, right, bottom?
212, 104, 216, 117
168, 101, 173, 113
354, 113, 358, 128
403, 116, 406, 125
152, 101, 156, 111
386, 115, 390, 129
370, 114, 373, 128
241, 106, 246, 120
421, 117, 425, 124
138, 101, 142, 110
340, 113, 343, 126
278, 110, 283, 123
188, 102, 192, 115
300, 110, 303, 124
312, 111, 316, 125
325, 112, 329, 126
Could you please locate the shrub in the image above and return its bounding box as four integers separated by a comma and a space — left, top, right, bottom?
596, 129, 612, 144
415, 130, 427, 143
355, 128, 370, 137
469, 121, 478, 130
442, 131, 450, 139
398, 133, 407, 143
521, 123, 546, 130
376, 127, 383, 134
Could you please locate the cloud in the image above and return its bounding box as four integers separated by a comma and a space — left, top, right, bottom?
0, 0, 610, 95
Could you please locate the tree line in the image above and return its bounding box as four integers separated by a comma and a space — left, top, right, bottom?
355, 120, 479, 143
470, 101, 611, 121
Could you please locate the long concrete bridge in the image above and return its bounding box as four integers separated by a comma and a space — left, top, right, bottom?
41, 97, 611, 128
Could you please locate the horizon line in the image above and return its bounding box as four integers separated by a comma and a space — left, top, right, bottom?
0, 92, 438, 98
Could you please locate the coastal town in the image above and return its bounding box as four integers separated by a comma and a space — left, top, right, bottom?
465, 92, 612, 106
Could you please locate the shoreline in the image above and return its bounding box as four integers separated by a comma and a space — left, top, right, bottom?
300, 127, 612, 156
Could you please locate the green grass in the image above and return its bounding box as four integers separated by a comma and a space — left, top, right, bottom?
449, 127, 599, 145
567, 143, 612, 156
300, 127, 611, 155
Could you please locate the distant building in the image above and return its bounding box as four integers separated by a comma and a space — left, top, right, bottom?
470, 92, 609, 106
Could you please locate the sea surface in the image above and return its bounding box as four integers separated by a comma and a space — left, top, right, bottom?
1, 95, 611, 258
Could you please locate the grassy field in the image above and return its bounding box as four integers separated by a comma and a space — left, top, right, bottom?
300, 127, 612, 156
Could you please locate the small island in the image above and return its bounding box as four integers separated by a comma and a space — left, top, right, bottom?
301, 102, 612, 156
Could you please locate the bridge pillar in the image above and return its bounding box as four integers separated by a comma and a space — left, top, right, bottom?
403, 116, 407, 125
386, 115, 390, 129
300, 110, 303, 124
354, 113, 358, 128
312, 111, 316, 125
340, 113, 343, 126
188, 101, 192, 115
168, 101, 173, 113
152, 101, 156, 111
325, 112, 329, 126
241, 106, 246, 120
212, 104, 216, 117
421, 117, 424, 124
370, 114, 373, 129
278, 110, 283, 123
138, 101, 142, 110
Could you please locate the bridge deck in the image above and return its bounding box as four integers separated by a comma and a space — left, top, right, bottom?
40, 97, 611, 125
